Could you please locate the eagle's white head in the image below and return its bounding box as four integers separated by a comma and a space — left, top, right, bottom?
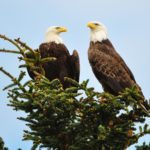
44, 26, 67, 44
87, 21, 108, 43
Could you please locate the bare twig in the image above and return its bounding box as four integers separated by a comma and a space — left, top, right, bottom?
0, 67, 15, 80
0, 49, 20, 54
0, 34, 24, 55
15, 38, 35, 55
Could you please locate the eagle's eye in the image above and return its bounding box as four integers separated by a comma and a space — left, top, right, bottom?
56, 27, 61, 29
94, 23, 99, 26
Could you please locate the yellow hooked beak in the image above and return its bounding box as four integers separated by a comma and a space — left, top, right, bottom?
57, 27, 68, 33
87, 22, 97, 29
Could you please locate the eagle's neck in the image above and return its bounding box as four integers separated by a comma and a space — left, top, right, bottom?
44, 33, 63, 44
90, 30, 108, 43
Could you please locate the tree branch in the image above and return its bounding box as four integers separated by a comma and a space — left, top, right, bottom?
0, 34, 24, 55
0, 49, 20, 54
14, 38, 35, 55
0, 67, 15, 80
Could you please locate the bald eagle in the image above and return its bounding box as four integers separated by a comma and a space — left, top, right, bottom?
27, 26, 80, 89
87, 21, 149, 111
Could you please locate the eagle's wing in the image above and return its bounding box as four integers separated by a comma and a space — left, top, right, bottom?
90, 49, 136, 94
115, 52, 136, 82
70, 50, 80, 82
105, 40, 136, 82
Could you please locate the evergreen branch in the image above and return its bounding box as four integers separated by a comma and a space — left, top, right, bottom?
19, 64, 29, 68
19, 57, 38, 63
136, 142, 150, 150
0, 67, 27, 93
40, 57, 56, 63
0, 137, 9, 150
64, 77, 80, 87
0, 36, 150, 149
136, 131, 149, 139
3, 83, 17, 91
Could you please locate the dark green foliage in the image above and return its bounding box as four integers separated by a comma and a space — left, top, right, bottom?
136, 142, 150, 150
0, 137, 8, 150
0, 35, 150, 150
0, 68, 149, 150
0, 137, 5, 150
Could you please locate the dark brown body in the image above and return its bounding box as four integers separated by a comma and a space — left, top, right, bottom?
88, 40, 143, 96
27, 42, 80, 89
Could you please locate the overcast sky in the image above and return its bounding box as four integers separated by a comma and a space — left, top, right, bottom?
0, 0, 150, 149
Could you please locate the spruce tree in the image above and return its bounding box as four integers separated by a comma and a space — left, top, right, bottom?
0, 34, 150, 150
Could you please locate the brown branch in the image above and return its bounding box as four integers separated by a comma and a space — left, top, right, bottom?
0, 49, 20, 54
0, 67, 15, 80
14, 38, 35, 55
0, 34, 24, 55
